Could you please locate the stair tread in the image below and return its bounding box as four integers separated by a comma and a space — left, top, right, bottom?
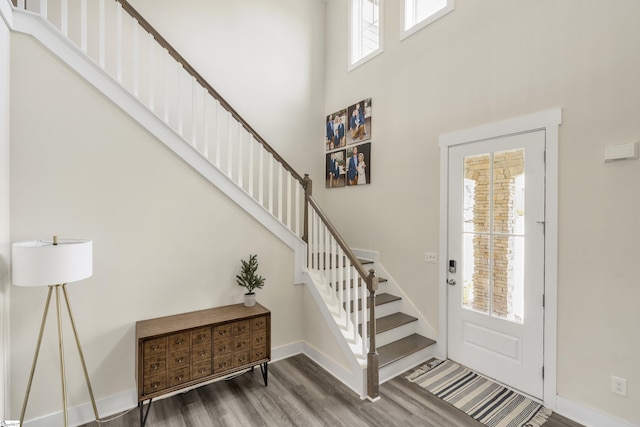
345, 293, 401, 312
361, 312, 418, 336
378, 333, 436, 368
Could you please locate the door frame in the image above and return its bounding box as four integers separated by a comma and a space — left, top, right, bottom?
437, 108, 562, 409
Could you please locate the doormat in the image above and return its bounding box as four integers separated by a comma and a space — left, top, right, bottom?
407, 359, 551, 427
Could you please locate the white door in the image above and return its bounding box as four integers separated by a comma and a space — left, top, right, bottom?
447, 130, 546, 400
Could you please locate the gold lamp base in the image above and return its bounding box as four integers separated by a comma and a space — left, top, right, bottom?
20, 284, 100, 427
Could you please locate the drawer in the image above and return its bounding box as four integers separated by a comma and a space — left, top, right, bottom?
252, 330, 267, 348
169, 367, 190, 387
251, 316, 268, 331
213, 355, 232, 373
213, 324, 232, 340
192, 343, 211, 363
213, 339, 231, 357
143, 337, 166, 357
143, 355, 166, 376
168, 332, 190, 351
233, 320, 250, 335
192, 360, 212, 379
191, 327, 211, 346
233, 334, 250, 352
169, 349, 190, 370
233, 350, 250, 368
251, 346, 267, 362
143, 373, 166, 395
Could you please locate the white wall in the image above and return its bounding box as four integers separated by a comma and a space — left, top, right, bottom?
0, 2, 11, 420
321, 0, 640, 425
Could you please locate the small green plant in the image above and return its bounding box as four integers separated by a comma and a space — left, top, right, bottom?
236, 254, 265, 295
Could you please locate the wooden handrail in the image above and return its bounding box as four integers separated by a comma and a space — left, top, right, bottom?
114, 0, 305, 186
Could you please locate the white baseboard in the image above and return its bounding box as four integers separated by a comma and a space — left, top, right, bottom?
555, 395, 638, 427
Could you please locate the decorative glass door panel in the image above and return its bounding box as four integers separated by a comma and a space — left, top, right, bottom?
462, 149, 525, 323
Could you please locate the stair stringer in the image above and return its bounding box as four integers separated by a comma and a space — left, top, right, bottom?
9, 8, 308, 284
352, 248, 439, 382
302, 269, 368, 398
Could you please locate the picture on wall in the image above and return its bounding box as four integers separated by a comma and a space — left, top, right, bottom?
346, 98, 371, 145
325, 108, 347, 151
346, 143, 371, 186
325, 98, 372, 188
326, 150, 346, 188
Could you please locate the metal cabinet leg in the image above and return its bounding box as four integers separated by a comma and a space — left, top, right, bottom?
139, 398, 153, 427
260, 362, 268, 386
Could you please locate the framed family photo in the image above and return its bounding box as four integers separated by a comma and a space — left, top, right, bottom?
325, 98, 372, 188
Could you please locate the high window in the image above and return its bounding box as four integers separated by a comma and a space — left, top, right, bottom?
350, 0, 383, 70
402, 0, 454, 40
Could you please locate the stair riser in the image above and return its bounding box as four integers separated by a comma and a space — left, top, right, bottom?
353, 300, 403, 320
378, 346, 436, 384
373, 322, 417, 348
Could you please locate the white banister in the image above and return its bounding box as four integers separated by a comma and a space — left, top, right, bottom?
237, 123, 244, 189
132, 20, 139, 97
116, 1, 123, 82
148, 35, 155, 110
268, 155, 273, 214
80, 0, 87, 52
258, 147, 264, 205
40, 0, 47, 20
277, 166, 283, 222
248, 135, 254, 197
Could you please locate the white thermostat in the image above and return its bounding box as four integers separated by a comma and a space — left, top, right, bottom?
604, 142, 638, 161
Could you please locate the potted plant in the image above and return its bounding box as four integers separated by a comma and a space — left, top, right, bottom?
236, 254, 265, 307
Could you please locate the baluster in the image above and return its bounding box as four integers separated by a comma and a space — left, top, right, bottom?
148, 35, 155, 111
295, 182, 300, 236
277, 166, 283, 222
177, 69, 183, 136
226, 113, 233, 179
60, 0, 67, 35
214, 101, 221, 168
268, 155, 273, 214
248, 136, 254, 197
163, 51, 170, 123
361, 273, 368, 356
80, 0, 87, 52
337, 247, 344, 319
258, 147, 264, 205
17, 0, 26, 9
307, 210, 313, 268
286, 172, 292, 229
40, 0, 47, 20
98, 0, 105, 67
203, 96, 209, 159
116, 2, 123, 82
191, 79, 197, 148
238, 125, 245, 188
132, 19, 139, 97
344, 259, 351, 330
353, 270, 360, 342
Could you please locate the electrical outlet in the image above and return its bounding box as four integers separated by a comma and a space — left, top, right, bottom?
611, 376, 627, 396
425, 252, 438, 264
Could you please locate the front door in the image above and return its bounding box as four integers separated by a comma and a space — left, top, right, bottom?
447, 130, 546, 400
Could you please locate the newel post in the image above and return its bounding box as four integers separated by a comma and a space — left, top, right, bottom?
302, 174, 312, 243
367, 268, 380, 401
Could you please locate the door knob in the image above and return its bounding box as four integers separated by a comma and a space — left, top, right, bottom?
447, 279, 456, 286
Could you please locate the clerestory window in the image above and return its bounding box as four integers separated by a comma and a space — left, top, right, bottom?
401, 0, 454, 40
349, 0, 383, 70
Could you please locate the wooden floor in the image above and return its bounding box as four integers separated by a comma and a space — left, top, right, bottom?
84, 354, 584, 427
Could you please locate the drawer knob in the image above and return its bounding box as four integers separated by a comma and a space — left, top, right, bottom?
152, 382, 159, 389
199, 368, 206, 374
199, 351, 206, 357
176, 375, 183, 381
176, 357, 184, 363
218, 330, 226, 336
151, 364, 159, 370
256, 336, 263, 343
198, 334, 206, 341
175, 339, 184, 345
151, 345, 160, 351
218, 362, 227, 369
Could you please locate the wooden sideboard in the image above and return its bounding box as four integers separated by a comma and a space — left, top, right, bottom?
135, 303, 270, 426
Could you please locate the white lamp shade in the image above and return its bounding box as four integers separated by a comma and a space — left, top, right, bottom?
12, 239, 93, 286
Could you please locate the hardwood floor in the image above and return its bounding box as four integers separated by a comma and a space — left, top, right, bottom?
84, 354, 584, 427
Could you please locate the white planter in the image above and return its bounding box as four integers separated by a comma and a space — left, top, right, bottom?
244, 293, 256, 307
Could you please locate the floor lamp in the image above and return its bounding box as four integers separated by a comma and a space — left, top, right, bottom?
12, 236, 100, 427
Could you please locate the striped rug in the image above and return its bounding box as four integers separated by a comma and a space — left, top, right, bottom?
407, 359, 551, 427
